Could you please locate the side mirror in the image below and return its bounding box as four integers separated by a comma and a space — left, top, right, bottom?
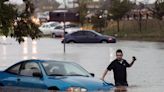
33, 72, 43, 78
90, 73, 95, 77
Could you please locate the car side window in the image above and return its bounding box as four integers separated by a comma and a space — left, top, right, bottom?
72, 31, 84, 36
20, 62, 41, 77
50, 23, 57, 27
43, 25, 49, 28
85, 31, 96, 37
6, 64, 21, 75
42, 25, 46, 28
55, 26, 63, 29
47, 25, 50, 28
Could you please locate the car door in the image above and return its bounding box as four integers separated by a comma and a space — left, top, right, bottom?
1, 63, 21, 87
53, 26, 64, 36
72, 31, 86, 43
17, 61, 46, 89
84, 31, 99, 43
41, 24, 51, 34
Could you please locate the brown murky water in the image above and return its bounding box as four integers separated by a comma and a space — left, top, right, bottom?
0, 36, 164, 92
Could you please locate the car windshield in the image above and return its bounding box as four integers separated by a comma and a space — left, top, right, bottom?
50, 23, 58, 27
42, 61, 91, 77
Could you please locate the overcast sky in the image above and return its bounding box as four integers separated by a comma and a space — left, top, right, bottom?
9, 0, 156, 4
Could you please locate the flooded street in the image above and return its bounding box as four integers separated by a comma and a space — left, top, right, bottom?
0, 36, 164, 92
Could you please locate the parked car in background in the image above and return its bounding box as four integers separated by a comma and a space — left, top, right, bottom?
39, 22, 81, 37
0, 59, 113, 91
39, 22, 59, 35
37, 11, 50, 23
62, 30, 116, 43
51, 25, 64, 37
51, 24, 81, 37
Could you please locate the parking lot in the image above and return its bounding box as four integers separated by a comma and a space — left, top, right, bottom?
0, 36, 164, 92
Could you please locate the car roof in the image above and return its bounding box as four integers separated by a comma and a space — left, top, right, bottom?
5, 59, 74, 71
16, 59, 73, 64
77, 30, 95, 32
41, 22, 59, 26
70, 30, 96, 34
44, 22, 59, 24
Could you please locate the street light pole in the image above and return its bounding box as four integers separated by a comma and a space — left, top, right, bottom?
63, 0, 66, 53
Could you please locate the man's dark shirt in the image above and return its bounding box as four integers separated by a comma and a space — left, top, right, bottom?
107, 59, 130, 86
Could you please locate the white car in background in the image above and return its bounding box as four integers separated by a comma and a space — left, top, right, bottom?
39, 22, 60, 35
39, 22, 81, 37
51, 24, 81, 37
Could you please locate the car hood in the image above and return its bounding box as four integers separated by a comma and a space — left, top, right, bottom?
59, 76, 113, 91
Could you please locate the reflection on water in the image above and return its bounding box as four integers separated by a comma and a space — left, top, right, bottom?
2, 45, 6, 60
23, 56, 28, 60
32, 40, 37, 54
32, 56, 37, 59
109, 48, 115, 62
2, 36, 7, 60
23, 37, 28, 55
22, 38, 38, 59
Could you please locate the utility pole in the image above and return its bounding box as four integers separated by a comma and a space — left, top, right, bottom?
73, 0, 75, 8
63, 0, 66, 53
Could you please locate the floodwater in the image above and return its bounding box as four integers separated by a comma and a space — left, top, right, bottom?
0, 36, 164, 92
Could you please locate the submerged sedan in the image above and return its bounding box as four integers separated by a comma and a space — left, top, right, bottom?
0, 60, 113, 91
62, 30, 116, 43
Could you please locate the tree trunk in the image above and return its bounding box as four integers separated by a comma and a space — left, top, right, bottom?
117, 20, 120, 32
157, 20, 163, 31
139, 21, 142, 32
139, 12, 142, 32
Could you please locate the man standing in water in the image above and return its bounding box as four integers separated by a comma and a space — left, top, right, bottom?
101, 49, 136, 86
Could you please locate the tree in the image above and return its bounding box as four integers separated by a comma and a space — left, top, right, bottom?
32, 0, 60, 12
0, 0, 41, 43
77, 0, 92, 26
0, 0, 16, 36
77, 0, 88, 26
91, 11, 106, 33
109, 0, 134, 32
100, 0, 112, 9
154, 0, 164, 20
